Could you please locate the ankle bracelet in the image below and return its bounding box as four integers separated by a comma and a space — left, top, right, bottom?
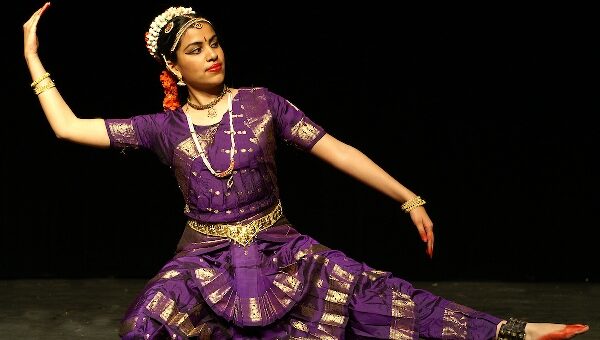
498, 317, 527, 340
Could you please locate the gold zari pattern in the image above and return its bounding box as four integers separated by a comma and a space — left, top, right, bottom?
442, 302, 473, 339
442, 309, 468, 339
291, 320, 310, 332
290, 118, 320, 143
108, 120, 139, 147
389, 287, 417, 340
248, 297, 262, 322
144, 291, 209, 337
186, 201, 283, 246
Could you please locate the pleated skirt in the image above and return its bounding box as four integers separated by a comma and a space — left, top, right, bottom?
119, 218, 501, 339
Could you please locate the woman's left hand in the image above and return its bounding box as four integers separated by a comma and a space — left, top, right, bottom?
409, 206, 434, 258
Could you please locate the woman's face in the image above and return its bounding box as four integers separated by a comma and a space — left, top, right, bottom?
174, 23, 225, 89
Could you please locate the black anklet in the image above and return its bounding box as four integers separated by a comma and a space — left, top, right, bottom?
498, 317, 527, 340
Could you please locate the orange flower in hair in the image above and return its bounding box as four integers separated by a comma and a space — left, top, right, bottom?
160, 70, 180, 110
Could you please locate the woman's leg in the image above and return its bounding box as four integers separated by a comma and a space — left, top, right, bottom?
495, 319, 589, 340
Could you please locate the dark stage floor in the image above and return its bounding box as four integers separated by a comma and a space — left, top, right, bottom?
0, 279, 596, 339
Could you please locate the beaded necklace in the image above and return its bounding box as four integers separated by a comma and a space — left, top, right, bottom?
185, 91, 235, 188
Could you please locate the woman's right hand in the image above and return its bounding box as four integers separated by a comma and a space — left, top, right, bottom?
23, 2, 51, 59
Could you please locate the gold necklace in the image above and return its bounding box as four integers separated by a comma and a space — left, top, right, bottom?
187, 85, 228, 118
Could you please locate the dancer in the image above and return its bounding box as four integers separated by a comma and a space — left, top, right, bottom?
23, 2, 590, 339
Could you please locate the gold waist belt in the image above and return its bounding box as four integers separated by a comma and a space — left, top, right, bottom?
186, 201, 283, 246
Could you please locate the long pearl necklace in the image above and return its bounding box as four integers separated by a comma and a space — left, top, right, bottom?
185, 91, 235, 188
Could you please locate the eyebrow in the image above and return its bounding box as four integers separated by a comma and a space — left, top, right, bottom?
184, 35, 218, 49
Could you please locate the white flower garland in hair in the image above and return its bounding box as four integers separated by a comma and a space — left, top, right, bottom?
145, 6, 196, 60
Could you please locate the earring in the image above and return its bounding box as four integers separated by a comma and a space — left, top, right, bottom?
176, 73, 186, 86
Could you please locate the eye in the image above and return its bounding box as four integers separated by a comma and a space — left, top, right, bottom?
189, 48, 201, 54
210, 40, 220, 48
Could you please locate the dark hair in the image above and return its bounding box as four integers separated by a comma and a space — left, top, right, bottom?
156, 14, 211, 65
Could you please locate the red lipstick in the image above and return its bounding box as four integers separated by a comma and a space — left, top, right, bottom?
207, 63, 222, 72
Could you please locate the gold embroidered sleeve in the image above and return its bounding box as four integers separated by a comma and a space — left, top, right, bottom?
290, 118, 321, 145
105, 118, 142, 149
268, 89, 326, 151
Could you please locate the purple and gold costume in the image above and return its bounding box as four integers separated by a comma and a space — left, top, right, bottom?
105, 87, 501, 339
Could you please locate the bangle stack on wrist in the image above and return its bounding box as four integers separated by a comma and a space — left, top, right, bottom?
401, 196, 426, 213
31, 72, 55, 95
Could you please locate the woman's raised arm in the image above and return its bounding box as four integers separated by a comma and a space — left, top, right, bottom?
24, 2, 110, 148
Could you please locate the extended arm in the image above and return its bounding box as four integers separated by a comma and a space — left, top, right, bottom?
24, 3, 110, 148
310, 133, 434, 257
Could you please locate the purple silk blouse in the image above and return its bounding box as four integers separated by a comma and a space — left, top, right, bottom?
104, 87, 326, 223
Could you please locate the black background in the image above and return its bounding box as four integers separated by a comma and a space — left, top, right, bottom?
2, 1, 597, 282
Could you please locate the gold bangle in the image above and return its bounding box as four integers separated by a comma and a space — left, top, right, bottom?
31, 72, 50, 88
34, 80, 56, 95
401, 196, 426, 213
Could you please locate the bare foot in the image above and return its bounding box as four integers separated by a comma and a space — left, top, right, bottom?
525, 323, 589, 340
